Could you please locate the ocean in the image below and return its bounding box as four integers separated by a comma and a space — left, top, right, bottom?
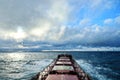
0, 51, 120, 80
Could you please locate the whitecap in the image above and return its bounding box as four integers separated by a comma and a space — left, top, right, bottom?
76, 60, 112, 80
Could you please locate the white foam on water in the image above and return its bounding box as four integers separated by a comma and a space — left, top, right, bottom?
0, 59, 53, 79
76, 60, 112, 80
23, 59, 53, 73
95, 66, 111, 72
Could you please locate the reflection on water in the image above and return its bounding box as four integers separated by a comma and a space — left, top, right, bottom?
7, 53, 25, 61
0, 52, 54, 80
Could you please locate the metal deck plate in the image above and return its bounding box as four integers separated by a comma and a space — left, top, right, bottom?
46, 74, 79, 80
56, 61, 72, 65
52, 65, 74, 71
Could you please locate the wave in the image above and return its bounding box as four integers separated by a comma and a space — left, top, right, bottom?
76, 59, 112, 80
0, 59, 53, 80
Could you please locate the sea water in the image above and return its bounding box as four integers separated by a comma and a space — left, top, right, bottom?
0, 51, 120, 80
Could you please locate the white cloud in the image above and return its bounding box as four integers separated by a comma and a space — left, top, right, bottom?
115, 16, 120, 24
27, 0, 70, 41
90, 0, 102, 9
49, 26, 66, 41
0, 0, 120, 48
29, 20, 52, 40
90, 0, 113, 9
79, 18, 91, 26
47, 0, 70, 22
104, 16, 120, 26
0, 0, 70, 42
104, 18, 113, 24
0, 27, 27, 42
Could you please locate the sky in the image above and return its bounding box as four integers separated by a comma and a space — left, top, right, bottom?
0, 0, 120, 51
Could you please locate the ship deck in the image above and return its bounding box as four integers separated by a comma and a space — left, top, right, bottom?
31, 54, 91, 80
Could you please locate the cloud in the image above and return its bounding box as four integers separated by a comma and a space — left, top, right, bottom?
104, 19, 113, 24
79, 18, 91, 26
0, 0, 70, 41
115, 16, 120, 25
0, 0, 120, 49
104, 15, 120, 26
58, 15, 120, 47
27, 0, 70, 41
